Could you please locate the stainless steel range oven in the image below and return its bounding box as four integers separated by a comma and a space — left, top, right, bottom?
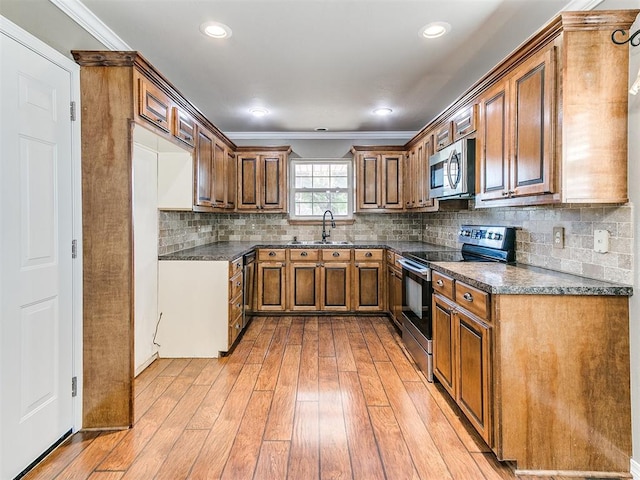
399, 225, 516, 382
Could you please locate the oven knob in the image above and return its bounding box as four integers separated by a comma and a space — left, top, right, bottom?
487, 232, 494, 239
494, 233, 502, 240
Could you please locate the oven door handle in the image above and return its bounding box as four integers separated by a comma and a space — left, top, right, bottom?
398, 258, 430, 276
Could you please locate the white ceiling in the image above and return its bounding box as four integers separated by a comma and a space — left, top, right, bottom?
4, 0, 637, 137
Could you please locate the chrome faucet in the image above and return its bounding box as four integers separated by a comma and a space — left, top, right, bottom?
321, 210, 336, 243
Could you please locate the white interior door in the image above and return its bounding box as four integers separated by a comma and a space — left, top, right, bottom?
1, 26, 74, 479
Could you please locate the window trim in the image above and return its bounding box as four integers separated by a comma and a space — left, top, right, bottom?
288, 158, 354, 221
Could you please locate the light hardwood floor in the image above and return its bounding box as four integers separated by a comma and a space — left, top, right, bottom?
23, 316, 623, 480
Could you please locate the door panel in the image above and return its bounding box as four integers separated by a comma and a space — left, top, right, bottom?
1, 31, 74, 479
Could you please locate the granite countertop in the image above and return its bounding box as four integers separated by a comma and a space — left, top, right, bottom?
158, 240, 438, 261
429, 261, 633, 296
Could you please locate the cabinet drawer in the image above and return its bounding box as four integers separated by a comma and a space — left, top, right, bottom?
432, 271, 454, 300
354, 249, 383, 261
138, 77, 171, 132
455, 281, 490, 320
230, 257, 243, 277
258, 249, 286, 261
290, 249, 319, 261
230, 272, 243, 300
322, 249, 352, 261
229, 294, 243, 323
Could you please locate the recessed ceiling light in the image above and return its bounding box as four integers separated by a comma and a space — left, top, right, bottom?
250, 107, 269, 117
373, 107, 393, 116
200, 21, 232, 39
419, 21, 451, 39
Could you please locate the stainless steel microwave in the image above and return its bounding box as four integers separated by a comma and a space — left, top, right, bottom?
428, 138, 475, 199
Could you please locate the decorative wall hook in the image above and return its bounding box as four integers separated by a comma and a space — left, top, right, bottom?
611, 28, 640, 46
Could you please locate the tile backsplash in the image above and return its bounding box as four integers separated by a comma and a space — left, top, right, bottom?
159, 201, 633, 284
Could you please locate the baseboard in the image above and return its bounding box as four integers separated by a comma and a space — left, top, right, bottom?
631, 458, 640, 480
135, 352, 159, 377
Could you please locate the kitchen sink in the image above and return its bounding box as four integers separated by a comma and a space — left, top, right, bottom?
288, 240, 352, 245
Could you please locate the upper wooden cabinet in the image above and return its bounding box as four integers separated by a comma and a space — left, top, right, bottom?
172, 106, 196, 147
236, 147, 290, 212
405, 135, 436, 211
477, 45, 555, 203
352, 147, 404, 212
137, 74, 172, 133
194, 125, 214, 208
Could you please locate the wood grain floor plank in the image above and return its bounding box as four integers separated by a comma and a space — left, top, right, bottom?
155, 429, 208, 480
187, 362, 244, 430
359, 318, 390, 362
405, 380, 487, 480
254, 324, 289, 391
188, 363, 262, 480
346, 326, 389, 406
159, 358, 191, 377
338, 371, 385, 480
319, 356, 352, 480
180, 358, 210, 380
100, 376, 196, 471
369, 406, 421, 480
120, 384, 209, 480
471, 452, 520, 480
242, 316, 267, 342
287, 316, 305, 345
263, 344, 302, 441
375, 361, 453, 479
245, 319, 277, 364
22, 431, 101, 480
318, 317, 336, 357
134, 358, 173, 395
331, 318, 357, 372
370, 317, 421, 382
253, 441, 290, 480
88, 472, 125, 480
193, 358, 226, 386
55, 430, 129, 480
297, 318, 319, 402
288, 400, 320, 479
133, 375, 174, 422
220, 390, 274, 480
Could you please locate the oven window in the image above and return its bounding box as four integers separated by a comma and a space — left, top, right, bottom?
406, 274, 422, 319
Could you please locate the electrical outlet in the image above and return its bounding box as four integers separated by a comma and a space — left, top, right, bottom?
553, 226, 564, 249
594, 229, 610, 253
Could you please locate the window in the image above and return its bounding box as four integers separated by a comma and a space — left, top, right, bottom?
289, 159, 353, 220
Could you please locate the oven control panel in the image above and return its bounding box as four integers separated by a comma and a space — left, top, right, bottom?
458, 225, 516, 250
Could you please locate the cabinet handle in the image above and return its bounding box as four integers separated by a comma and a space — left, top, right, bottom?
332, 252, 340, 257
436, 279, 444, 287
463, 292, 474, 302
269, 251, 276, 256
185, 134, 192, 141
154, 117, 163, 124
365, 252, 373, 257
236, 281, 241, 287
301, 251, 308, 257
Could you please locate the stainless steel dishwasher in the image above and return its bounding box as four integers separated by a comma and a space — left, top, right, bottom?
242, 251, 256, 328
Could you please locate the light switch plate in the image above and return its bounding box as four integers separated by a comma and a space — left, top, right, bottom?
594, 229, 610, 253
553, 227, 564, 249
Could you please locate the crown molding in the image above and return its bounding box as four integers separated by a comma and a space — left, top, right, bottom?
226, 131, 417, 141
48, 0, 131, 50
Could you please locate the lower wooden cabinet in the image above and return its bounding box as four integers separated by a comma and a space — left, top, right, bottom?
386, 251, 403, 329
257, 249, 287, 311
354, 249, 384, 312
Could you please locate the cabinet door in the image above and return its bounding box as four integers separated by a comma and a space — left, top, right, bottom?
195, 126, 214, 207
257, 262, 286, 311
262, 154, 285, 211
237, 154, 259, 210
354, 261, 383, 311
457, 309, 492, 445
510, 46, 555, 198
477, 81, 510, 201
356, 153, 382, 210
321, 262, 351, 311
289, 262, 320, 311
226, 151, 236, 209
421, 136, 435, 209
172, 107, 196, 147
433, 294, 456, 397
405, 148, 416, 209
381, 154, 403, 209
387, 266, 402, 329
213, 140, 227, 206
137, 77, 171, 133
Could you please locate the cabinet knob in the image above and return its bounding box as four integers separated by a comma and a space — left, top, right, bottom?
332, 252, 340, 257
463, 292, 474, 302
236, 281, 241, 286
436, 279, 444, 287
301, 251, 308, 257
365, 252, 373, 257
269, 251, 276, 256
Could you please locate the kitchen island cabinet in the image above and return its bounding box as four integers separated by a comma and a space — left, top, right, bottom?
429, 262, 631, 475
